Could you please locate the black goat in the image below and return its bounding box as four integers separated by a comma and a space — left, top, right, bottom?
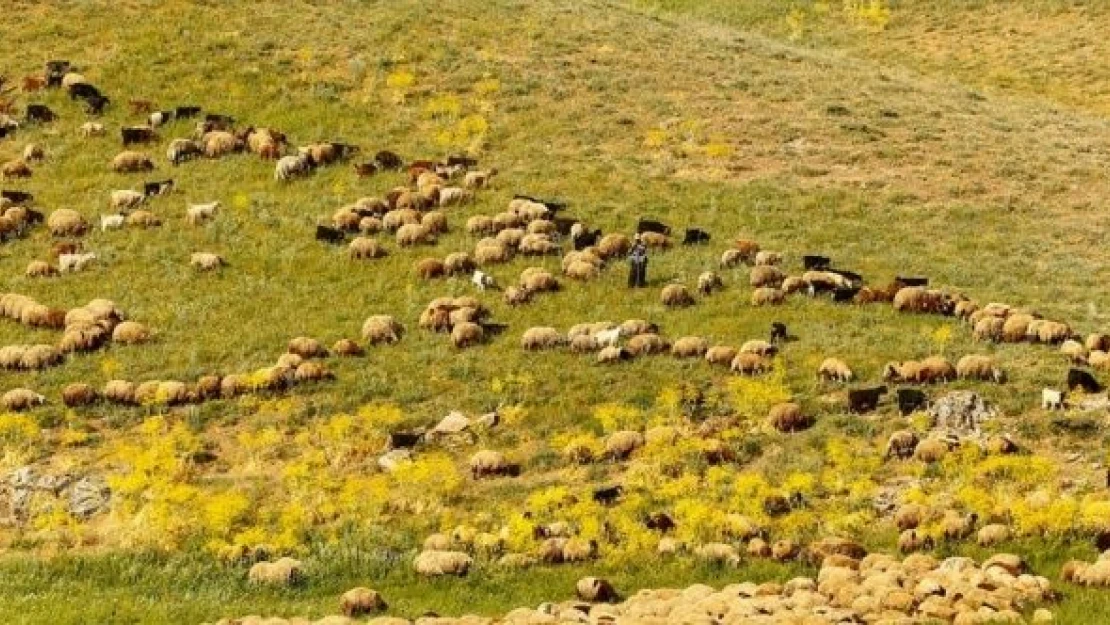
770, 322, 788, 344
83, 94, 110, 115
143, 179, 174, 196
895, 276, 929, 288
374, 150, 404, 170
896, 388, 929, 416
25, 104, 56, 123
1067, 368, 1102, 393
573, 228, 602, 251
121, 126, 157, 145
644, 512, 676, 533
803, 254, 831, 270
174, 105, 202, 119
1, 190, 33, 204
315, 224, 346, 245
682, 228, 710, 245
67, 82, 103, 101
848, 386, 888, 413
636, 218, 671, 236
593, 485, 624, 505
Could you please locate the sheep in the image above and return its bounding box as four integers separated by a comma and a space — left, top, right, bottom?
62, 383, 98, 407
768, 402, 813, 433
248, 557, 304, 586
973, 316, 1005, 342
26, 261, 57, 278
695, 543, 740, 566
475, 240, 512, 265
730, 352, 771, 375
339, 587, 386, 617
596, 233, 631, 259
1041, 388, 1064, 410
626, 333, 669, 356
294, 361, 332, 383
1001, 313, 1035, 342
661, 284, 695, 307
593, 327, 621, 348
1068, 368, 1102, 393
1, 388, 45, 411
977, 524, 1011, 547
126, 209, 161, 228
463, 168, 497, 189
201, 131, 241, 158
79, 122, 106, 137
466, 215, 496, 235
640, 231, 670, 249
59, 252, 97, 273
754, 250, 782, 266
421, 210, 448, 235
348, 237, 383, 260
522, 327, 564, 350
287, 337, 327, 359
740, 339, 777, 357
108, 190, 144, 212
47, 209, 89, 237
705, 345, 737, 367
396, 223, 433, 247
941, 512, 978, 541
472, 269, 496, 291
577, 577, 617, 603
817, 358, 853, 383
274, 153, 314, 181
112, 321, 150, 344
414, 550, 472, 576
110, 151, 155, 172
597, 345, 630, 363
185, 201, 220, 225
360, 315, 403, 345
914, 438, 950, 463
519, 269, 558, 293
750, 265, 785, 288
495, 227, 525, 248
100, 213, 125, 231
1, 159, 31, 179
672, 336, 708, 358
885, 430, 919, 460
898, 530, 933, 554
695, 271, 723, 295
751, 287, 785, 306
190, 252, 224, 271
1037, 320, 1073, 344
22, 143, 44, 163
605, 430, 645, 460
564, 259, 600, 280
1087, 333, 1110, 352
956, 355, 1005, 383
452, 322, 484, 348
441, 252, 475, 276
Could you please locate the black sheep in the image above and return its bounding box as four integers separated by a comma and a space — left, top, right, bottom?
25, 104, 57, 123
636, 217, 671, 236
204, 113, 235, 129
848, 386, 888, 413
592, 485, 623, 506
174, 105, 202, 119
895, 276, 929, 288
83, 94, 110, 116
447, 155, 478, 167
803, 254, 831, 270
682, 228, 710, 245
1067, 368, 1102, 393
1, 190, 33, 204
896, 388, 928, 416
143, 179, 174, 196
832, 286, 861, 303
67, 82, 103, 101
374, 150, 404, 170
572, 228, 602, 251
769, 322, 788, 344
121, 126, 156, 145
644, 512, 676, 533
315, 224, 346, 245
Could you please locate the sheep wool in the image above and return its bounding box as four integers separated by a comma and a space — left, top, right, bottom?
451, 322, 484, 348
361, 315, 403, 345
247, 557, 303, 586
521, 327, 564, 350
672, 336, 708, 359
605, 430, 645, 460
661, 284, 695, 307
112, 321, 151, 344
1, 388, 45, 411
413, 550, 472, 577
339, 587, 386, 617
47, 209, 90, 237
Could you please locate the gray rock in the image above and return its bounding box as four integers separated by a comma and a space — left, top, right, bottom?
927, 391, 995, 433
67, 476, 110, 519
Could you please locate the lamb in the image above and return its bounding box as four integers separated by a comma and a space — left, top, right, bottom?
956, 355, 1005, 383
414, 550, 472, 576
126, 210, 161, 228
100, 213, 125, 231
110, 151, 155, 173
885, 430, 919, 460
768, 402, 813, 433
1041, 388, 1064, 410
576, 577, 618, 603
463, 168, 497, 189
817, 358, 853, 383
452, 322, 484, 348
26, 261, 58, 278
472, 270, 497, 291
605, 430, 645, 460
79, 122, 106, 137
185, 201, 220, 225
110, 189, 145, 211
1, 388, 45, 411
661, 284, 695, 307
190, 252, 225, 271
59, 252, 97, 273
522, 327, 565, 350
362, 315, 403, 345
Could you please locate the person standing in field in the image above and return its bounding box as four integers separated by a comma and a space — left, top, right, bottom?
628, 234, 648, 288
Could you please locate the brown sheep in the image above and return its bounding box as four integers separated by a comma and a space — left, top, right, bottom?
103, 380, 137, 405
731, 352, 771, 375
894, 503, 926, 531
396, 223, 433, 246
734, 238, 760, 261
442, 252, 475, 275
956, 355, 1005, 383
626, 333, 668, 356
421, 210, 448, 235
640, 231, 670, 249
503, 286, 533, 307
339, 587, 386, 617
605, 430, 645, 460
0, 159, 32, 179
415, 258, 445, 279
1001, 313, 1035, 343
564, 259, 600, 280
671, 336, 708, 359
287, 336, 327, 359
1087, 333, 1110, 352
203, 131, 242, 158
520, 268, 559, 293
914, 438, 950, 462
750, 265, 785, 288
697, 271, 723, 295
110, 151, 155, 173
332, 338, 364, 357
919, 356, 956, 383
885, 430, 919, 460
768, 402, 812, 433
362, 315, 403, 345
720, 249, 744, 268
451, 322, 484, 348
973, 316, 1004, 342
349, 237, 384, 260
475, 240, 512, 265
2, 388, 45, 411
597, 345, 628, 364
596, 234, 631, 260
751, 287, 785, 306
817, 358, 853, 383
112, 321, 151, 345
661, 284, 695, 307
26, 261, 58, 278
521, 327, 564, 350
705, 345, 737, 367
466, 215, 496, 235
47, 209, 90, 237
62, 383, 98, 407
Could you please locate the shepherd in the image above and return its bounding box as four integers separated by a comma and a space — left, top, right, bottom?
628, 233, 648, 288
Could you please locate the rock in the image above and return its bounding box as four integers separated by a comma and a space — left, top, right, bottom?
431, 410, 470, 435
377, 449, 412, 472
67, 476, 110, 519
927, 391, 995, 433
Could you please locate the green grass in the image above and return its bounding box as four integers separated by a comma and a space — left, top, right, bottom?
3, 0, 1110, 622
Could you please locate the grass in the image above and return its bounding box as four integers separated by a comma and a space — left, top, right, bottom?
2, 0, 1110, 622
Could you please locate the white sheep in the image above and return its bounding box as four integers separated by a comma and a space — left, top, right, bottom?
274, 154, 313, 181
472, 270, 496, 291
1042, 388, 1064, 411
186, 201, 221, 225
79, 122, 105, 137
59, 252, 97, 273
110, 189, 145, 211
595, 327, 621, 348
100, 214, 125, 231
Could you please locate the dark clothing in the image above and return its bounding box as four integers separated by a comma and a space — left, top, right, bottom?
628, 243, 648, 287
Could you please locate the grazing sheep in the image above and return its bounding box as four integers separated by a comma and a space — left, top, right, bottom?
705, 345, 737, 367
768, 402, 813, 433
885, 430, 920, 460
731, 352, 771, 375
395, 223, 433, 247
109, 189, 145, 210
348, 237, 384, 260
59, 252, 97, 273
605, 430, 645, 460
452, 322, 484, 348
110, 151, 154, 173
973, 316, 1005, 342
47, 209, 89, 237
463, 168, 497, 189
1037, 320, 1073, 344
597, 345, 629, 363
438, 186, 473, 207
62, 383, 98, 407
443, 252, 475, 276
914, 438, 950, 463
102, 380, 136, 405
720, 249, 744, 268
339, 587, 386, 617
898, 530, 933, 554
564, 259, 600, 280
1001, 313, 1035, 342
626, 333, 668, 356
421, 210, 448, 235
1, 388, 45, 411
166, 138, 202, 165
190, 252, 225, 271
201, 131, 241, 158
671, 336, 708, 358
112, 321, 150, 344
817, 358, 853, 383
751, 287, 785, 306
941, 512, 978, 541
472, 269, 496, 291
596, 233, 631, 260
26, 260, 57, 278
576, 577, 617, 603
125, 209, 161, 228
740, 340, 777, 357
520, 268, 558, 293
274, 153, 314, 181
1041, 388, 1065, 410
415, 258, 446, 280
287, 337, 327, 359
503, 286, 532, 307
640, 231, 670, 249
185, 201, 220, 225
414, 550, 472, 576
956, 355, 1005, 383
754, 250, 782, 266
977, 524, 1011, 547
522, 327, 564, 350
100, 213, 125, 231
362, 315, 403, 345
750, 265, 785, 288
697, 271, 723, 295
248, 558, 304, 586
661, 284, 695, 307
1, 159, 32, 179
331, 338, 363, 357
1087, 334, 1110, 352
695, 543, 740, 566
23, 143, 44, 163
79, 122, 106, 137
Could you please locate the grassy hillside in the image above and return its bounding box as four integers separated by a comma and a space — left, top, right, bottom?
1, 1, 1110, 623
